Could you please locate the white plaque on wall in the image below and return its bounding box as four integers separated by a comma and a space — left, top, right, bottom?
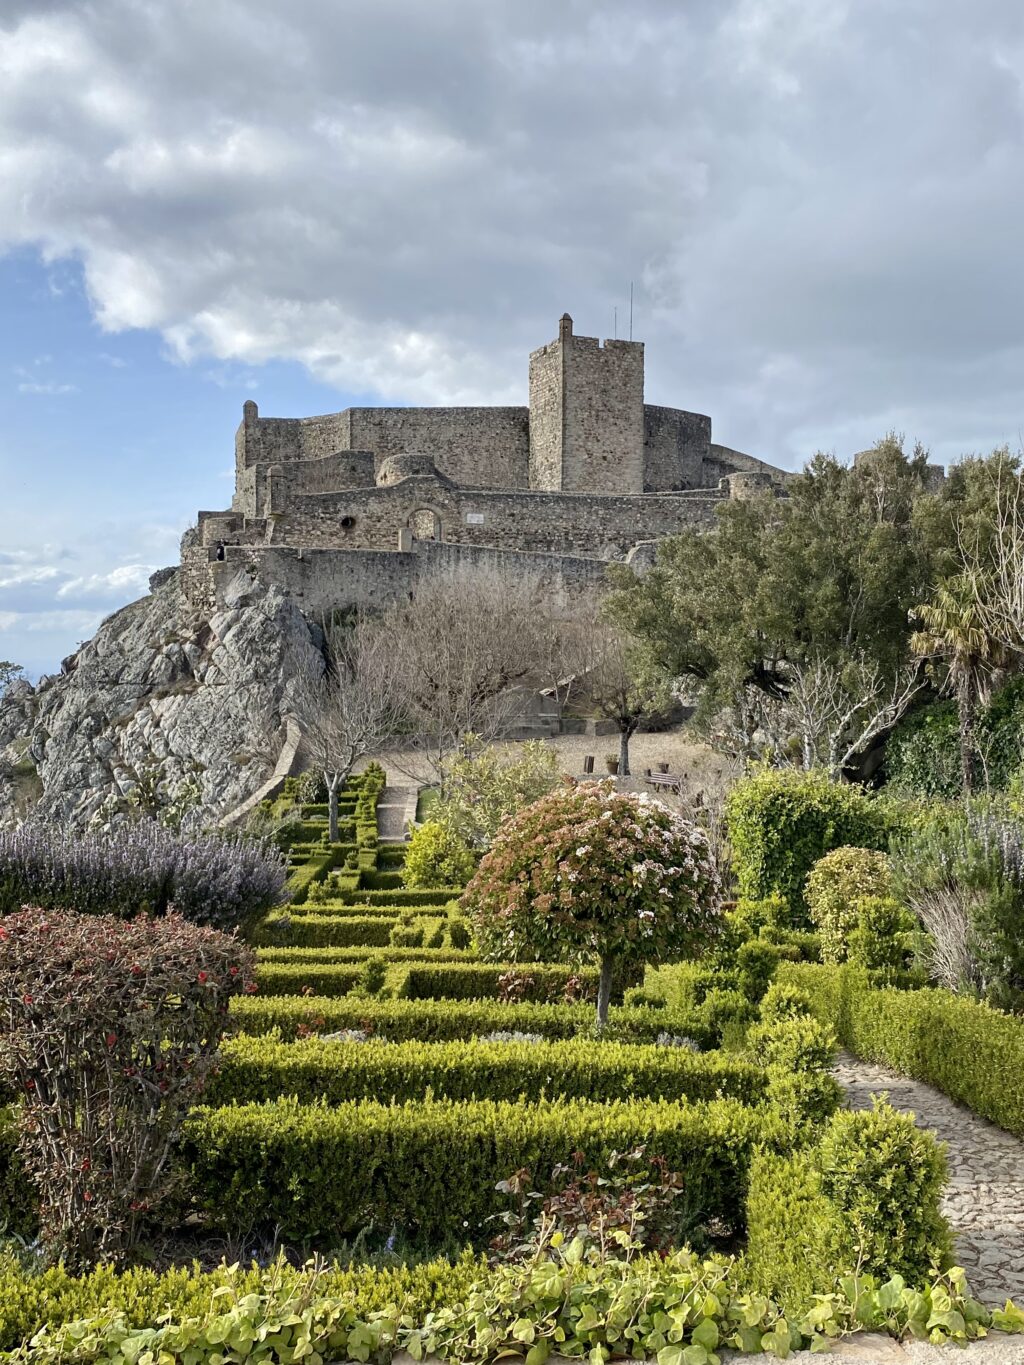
465, 512, 485, 525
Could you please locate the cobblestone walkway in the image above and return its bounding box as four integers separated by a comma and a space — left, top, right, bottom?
835, 1051, 1024, 1307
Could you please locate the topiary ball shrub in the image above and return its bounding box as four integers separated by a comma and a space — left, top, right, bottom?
0, 907, 254, 1269
726, 769, 889, 923
804, 847, 892, 964
462, 784, 722, 1025
403, 822, 475, 890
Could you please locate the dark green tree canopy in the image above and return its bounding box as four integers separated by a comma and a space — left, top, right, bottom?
606, 439, 1012, 719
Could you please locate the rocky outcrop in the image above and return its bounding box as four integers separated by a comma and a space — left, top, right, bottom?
0, 569, 323, 830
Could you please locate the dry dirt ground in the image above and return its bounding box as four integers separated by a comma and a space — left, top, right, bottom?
376, 725, 737, 799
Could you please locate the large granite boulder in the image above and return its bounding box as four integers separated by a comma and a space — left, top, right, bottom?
0, 569, 322, 829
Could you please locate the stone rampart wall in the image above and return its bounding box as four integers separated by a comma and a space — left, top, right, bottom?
265, 452, 375, 516
268, 478, 722, 559
643, 406, 713, 490
348, 406, 530, 489
184, 539, 610, 619
527, 339, 563, 491
708, 443, 791, 486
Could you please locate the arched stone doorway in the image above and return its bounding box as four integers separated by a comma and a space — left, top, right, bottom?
409, 507, 442, 541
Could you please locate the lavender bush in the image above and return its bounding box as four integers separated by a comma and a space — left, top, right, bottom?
0, 823, 286, 935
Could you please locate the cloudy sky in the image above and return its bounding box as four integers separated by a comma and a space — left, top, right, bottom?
3, 0, 1024, 676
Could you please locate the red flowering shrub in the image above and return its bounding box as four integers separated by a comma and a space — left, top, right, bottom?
462, 784, 722, 1025
0, 907, 253, 1267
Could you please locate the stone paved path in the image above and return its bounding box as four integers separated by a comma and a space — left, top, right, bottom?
835, 1050, 1024, 1307
376, 784, 416, 842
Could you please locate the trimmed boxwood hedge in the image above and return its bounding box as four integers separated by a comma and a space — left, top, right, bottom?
285, 851, 338, 906
397, 962, 603, 1003
228, 994, 717, 1046
256, 945, 475, 964
254, 962, 364, 998
294, 902, 443, 918
207, 1035, 769, 1108
335, 889, 461, 907
746, 1102, 951, 1313
778, 962, 1024, 1138
258, 915, 396, 950
255, 914, 397, 949
184, 1096, 778, 1244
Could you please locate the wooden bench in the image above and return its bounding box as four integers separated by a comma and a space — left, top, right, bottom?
644, 770, 684, 793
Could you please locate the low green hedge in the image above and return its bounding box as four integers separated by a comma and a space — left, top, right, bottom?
285, 851, 337, 906
398, 962, 603, 1003
255, 914, 397, 949
254, 962, 364, 998
778, 962, 1024, 1138
360, 871, 405, 890
256, 945, 476, 964
228, 994, 716, 1045
746, 1101, 951, 1313
185, 1096, 777, 1244
208, 1035, 769, 1108
336, 889, 461, 907
296, 901, 442, 917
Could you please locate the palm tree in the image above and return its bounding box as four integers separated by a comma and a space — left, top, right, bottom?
910, 576, 1008, 793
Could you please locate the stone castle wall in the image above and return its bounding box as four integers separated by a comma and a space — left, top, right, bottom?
643, 406, 713, 491
182, 537, 610, 621
267, 476, 723, 560
348, 407, 530, 489
238, 401, 531, 491
563, 336, 645, 494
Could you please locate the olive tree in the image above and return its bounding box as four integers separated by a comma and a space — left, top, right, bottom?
462, 784, 722, 1025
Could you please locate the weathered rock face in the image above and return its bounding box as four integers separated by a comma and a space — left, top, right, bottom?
0, 569, 323, 829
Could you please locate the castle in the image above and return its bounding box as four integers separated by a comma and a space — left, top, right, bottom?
180, 315, 789, 616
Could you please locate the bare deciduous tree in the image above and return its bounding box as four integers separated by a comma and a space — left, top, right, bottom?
961, 468, 1024, 661
571, 623, 674, 776
696, 656, 921, 778
777, 654, 923, 778
376, 565, 562, 786
291, 620, 403, 841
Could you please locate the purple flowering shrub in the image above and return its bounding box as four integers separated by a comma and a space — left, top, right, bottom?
0, 823, 286, 935
462, 783, 722, 1024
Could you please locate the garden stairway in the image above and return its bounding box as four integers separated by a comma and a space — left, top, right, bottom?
835, 1050, 1024, 1308
376, 784, 416, 842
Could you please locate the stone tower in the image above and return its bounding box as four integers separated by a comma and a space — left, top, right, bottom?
528, 314, 645, 494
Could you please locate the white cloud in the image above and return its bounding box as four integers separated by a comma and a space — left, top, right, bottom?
17, 380, 78, 395
56, 564, 157, 600
1, 3, 1024, 452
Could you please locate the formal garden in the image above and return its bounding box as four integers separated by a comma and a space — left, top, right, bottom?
1, 443, 1024, 1361
0, 747, 1022, 1364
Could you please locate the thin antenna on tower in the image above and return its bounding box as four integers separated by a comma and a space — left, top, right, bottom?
613, 305, 618, 339
629, 281, 634, 341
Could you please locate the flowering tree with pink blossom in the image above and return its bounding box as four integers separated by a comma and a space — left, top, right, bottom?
461, 783, 723, 1026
